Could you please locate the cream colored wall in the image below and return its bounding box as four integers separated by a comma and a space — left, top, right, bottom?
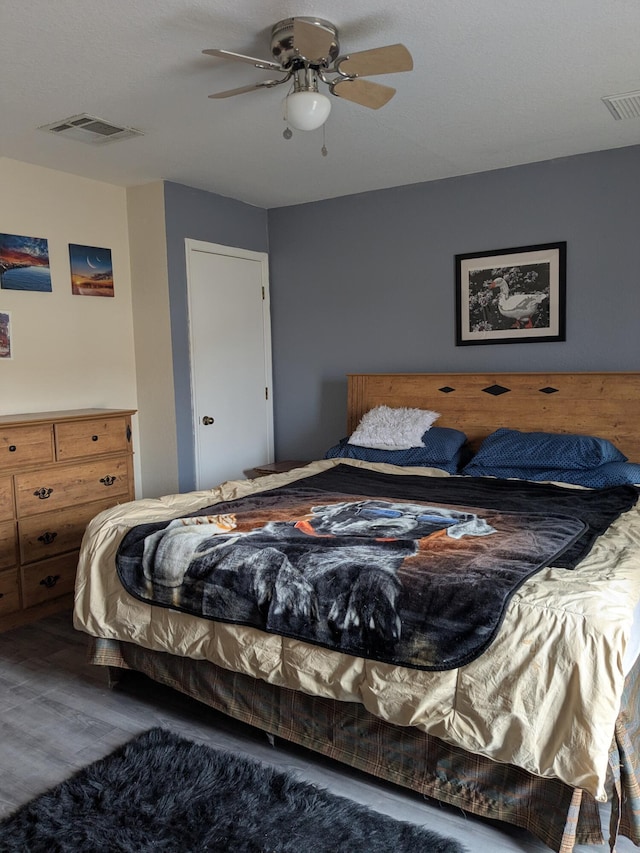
0, 157, 141, 494
127, 182, 178, 498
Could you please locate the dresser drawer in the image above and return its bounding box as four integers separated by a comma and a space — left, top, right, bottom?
21, 552, 78, 609
0, 424, 54, 471
55, 416, 131, 461
19, 498, 117, 565
0, 476, 13, 520
0, 521, 17, 570
0, 568, 20, 616
15, 456, 132, 517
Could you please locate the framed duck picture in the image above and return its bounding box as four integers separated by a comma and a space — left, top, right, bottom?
455, 242, 566, 345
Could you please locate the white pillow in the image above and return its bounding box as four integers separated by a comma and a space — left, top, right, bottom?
348, 405, 440, 450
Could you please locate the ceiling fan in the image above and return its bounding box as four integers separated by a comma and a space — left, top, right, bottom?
203, 17, 413, 133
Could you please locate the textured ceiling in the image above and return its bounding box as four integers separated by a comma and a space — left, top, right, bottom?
2, 0, 639, 207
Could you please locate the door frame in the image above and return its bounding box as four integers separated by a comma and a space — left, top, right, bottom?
185, 238, 274, 488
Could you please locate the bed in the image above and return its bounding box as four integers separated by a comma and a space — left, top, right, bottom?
73, 372, 640, 852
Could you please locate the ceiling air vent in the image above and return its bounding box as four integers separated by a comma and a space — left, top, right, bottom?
39, 113, 144, 144
601, 91, 640, 120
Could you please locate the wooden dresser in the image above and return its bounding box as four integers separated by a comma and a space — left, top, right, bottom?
0, 409, 135, 632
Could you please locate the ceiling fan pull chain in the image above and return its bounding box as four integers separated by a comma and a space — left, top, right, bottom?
321, 124, 328, 157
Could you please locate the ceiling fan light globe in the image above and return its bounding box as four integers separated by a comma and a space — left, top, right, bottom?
284, 91, 331, 131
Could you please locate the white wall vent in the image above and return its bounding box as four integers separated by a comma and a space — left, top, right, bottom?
601, 91, 640, 121
39, 113, 144, 144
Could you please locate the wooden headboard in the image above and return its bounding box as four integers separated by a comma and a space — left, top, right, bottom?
347, 373, 640, 462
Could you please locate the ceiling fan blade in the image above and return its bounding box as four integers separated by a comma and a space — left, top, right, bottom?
293, 18, 336, 62
202, 49, 283, 72
208, 78, 287, 99
332, 78, 396, 109
338, 44, 413, 77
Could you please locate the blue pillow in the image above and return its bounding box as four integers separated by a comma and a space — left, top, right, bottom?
325, 426, 467, 473
461, 461, 640, 488
467, 427, 627, 470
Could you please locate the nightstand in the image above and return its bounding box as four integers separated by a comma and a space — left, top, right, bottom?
247, 461, 309, 478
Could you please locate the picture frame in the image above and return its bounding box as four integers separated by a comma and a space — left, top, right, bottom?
455, 241, 566, 346
69, 244, 114, 297
0, 310, 12, 359
0, 233, 51, 292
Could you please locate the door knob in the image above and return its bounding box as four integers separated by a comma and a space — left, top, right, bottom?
202, 416, 215, 425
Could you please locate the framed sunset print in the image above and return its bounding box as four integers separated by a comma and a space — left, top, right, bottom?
0, 233, 51, 292
69, 244, 114, 297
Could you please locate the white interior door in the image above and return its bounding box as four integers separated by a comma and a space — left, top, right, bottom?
186, 240, 273, 488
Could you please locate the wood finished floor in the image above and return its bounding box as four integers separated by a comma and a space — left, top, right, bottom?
0, 611, 634, 852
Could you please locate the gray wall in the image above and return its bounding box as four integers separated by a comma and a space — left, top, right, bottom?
267, 145, 640, 461
163, 181, 269, 490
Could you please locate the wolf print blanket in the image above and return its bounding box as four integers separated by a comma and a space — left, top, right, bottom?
116, 466, 638, 670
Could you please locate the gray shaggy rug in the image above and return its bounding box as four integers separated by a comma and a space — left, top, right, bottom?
0, 727, 466, 852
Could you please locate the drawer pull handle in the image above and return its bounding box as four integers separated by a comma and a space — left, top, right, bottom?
0, 592, 4, 599
100, 475, 116, 486
34, 487, 53, 500
40, 574, 61, 589
92, 435, 99, 441
37, 531, 58, 545
9, 445, 16, 452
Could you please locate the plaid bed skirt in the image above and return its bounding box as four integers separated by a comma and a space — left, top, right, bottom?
88, 637, 640, 853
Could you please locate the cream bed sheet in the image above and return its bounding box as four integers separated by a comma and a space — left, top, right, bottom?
73, 459, 640, 801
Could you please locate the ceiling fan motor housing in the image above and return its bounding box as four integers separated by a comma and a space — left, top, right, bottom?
270, 17, 340, 67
